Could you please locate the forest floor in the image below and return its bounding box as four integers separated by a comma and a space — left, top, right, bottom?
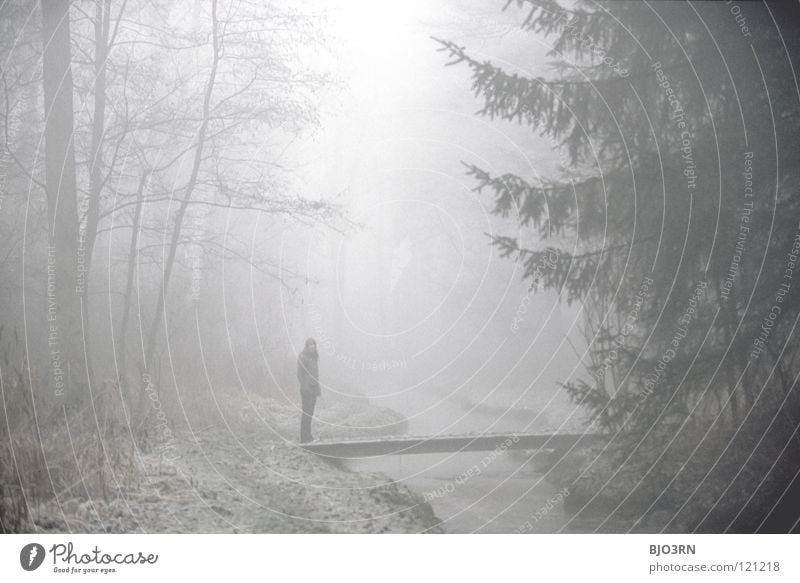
27, 396, 443, 534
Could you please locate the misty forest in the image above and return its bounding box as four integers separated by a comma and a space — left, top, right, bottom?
1, 0, 800, 534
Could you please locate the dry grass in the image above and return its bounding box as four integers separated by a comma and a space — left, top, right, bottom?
0, 346, 143, 533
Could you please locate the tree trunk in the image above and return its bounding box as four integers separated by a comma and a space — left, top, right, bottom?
715, 276, 742, 426
79, 0, 113, 391
40, 0, 87, 401
143, 0, 219, 371
117, 171, 149, 392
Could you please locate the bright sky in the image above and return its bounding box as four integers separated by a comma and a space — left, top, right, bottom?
300, 0, 559, 196
283, 1, 583, 407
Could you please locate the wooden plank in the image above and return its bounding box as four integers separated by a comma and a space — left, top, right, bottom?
300, 433, 606, 458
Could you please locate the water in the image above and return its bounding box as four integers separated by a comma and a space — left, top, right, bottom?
346, 396, 579, 533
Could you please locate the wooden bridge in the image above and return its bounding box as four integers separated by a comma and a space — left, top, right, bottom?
301, 432, 606, 458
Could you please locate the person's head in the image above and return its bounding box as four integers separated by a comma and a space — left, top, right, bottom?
304, 337, 318, 356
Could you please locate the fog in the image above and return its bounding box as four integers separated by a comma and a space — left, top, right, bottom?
286, 0, 582, 429
2, 0, 799, 534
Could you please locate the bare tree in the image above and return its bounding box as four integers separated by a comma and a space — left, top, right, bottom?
40, 0, 87, 399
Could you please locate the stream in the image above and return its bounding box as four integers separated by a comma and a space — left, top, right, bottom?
345, 396, 586, 533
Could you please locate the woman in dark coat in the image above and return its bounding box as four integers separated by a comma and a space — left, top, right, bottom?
297, 338, 320, 443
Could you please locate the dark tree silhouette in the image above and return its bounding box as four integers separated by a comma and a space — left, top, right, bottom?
439, 0, 800, 531
40, 0, 88, 399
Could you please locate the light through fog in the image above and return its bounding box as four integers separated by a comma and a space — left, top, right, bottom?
276, 0, 584, 432
5, 0, 799, 538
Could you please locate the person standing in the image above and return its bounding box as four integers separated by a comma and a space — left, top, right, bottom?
297, 338, 320, 443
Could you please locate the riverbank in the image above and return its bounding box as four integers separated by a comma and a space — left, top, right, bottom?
22, 392, 439, 534
30, 429, 441, 534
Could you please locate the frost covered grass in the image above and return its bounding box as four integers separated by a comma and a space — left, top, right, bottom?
1, 357, 433, 533
0, 365, 140, 532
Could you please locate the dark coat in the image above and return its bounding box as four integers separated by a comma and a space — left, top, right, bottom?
297, 349, 320, 396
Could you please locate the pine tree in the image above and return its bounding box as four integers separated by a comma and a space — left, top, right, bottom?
439, 0, 800, 530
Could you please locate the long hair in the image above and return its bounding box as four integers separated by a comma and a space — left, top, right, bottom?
298, 338, 319, 393
302, 337, 318, 359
